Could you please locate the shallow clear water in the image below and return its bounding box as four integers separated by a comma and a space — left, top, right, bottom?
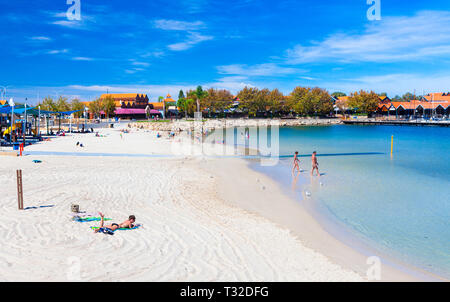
247, 125, 450, 278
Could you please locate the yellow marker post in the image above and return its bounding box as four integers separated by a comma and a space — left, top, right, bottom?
390, 135, 394, 157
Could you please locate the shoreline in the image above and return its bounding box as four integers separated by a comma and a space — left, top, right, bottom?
1, 125, 445, 281
200, 157, 446, 282
0, 127, 363, 281
128, 118, 342, 132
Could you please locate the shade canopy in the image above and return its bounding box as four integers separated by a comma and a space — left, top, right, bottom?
0, 105, 79, 116
0, 105, 26, 114
55, 110, 81, 116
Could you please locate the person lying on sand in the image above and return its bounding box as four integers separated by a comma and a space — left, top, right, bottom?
94, 212, 136, 233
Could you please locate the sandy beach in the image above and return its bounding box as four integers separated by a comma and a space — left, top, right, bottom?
0, 124, 426, 282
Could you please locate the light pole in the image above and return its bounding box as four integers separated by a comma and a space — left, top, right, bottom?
38, 106, 41, 136
8, 98, 14, 145
23, 102, 27, 145
84, 106, 88, 132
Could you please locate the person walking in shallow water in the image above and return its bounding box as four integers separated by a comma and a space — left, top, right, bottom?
311, 151, 320, 177
292, 151, 300, 174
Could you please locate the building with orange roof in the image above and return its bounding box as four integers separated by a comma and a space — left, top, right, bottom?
148, 102, 164, 111
100, 93, 150, 109
164, 93, 176, 103
81, 93, 166, 119
423, 92, 450, 102
337, 96, 349, 102
378, 95, 392, 104
377, 97, 450, 117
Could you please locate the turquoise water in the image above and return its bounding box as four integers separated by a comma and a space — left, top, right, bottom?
248, 125, 450, 278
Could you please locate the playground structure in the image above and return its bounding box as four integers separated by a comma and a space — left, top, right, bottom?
0, 104, 81, 151
2, 122, 20, 136
2, 122, 37, 137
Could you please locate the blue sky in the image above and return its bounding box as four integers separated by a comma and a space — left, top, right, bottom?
1, 0, 450, 104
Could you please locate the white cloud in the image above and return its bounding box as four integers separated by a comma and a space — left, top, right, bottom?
153, 19, 205, 31
140, 51, 165, 58
286, 10, 450, 63
217, 63, 305, 77
30, 36, 52, 41
299, 76, 316, 81
205, 79, 254, 93
47, 49, 69, 55
168, 32, 213, 51
52, 20, 85, 29
153, 19, 212, 52
72, 57, 94, 61
65, 80, 252, 100
131, 61, 150, 67
49, 11, 96, 30
181, 0, 208, 14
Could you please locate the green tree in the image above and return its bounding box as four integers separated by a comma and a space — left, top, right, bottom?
402, 92, 415, 102
289, 87, 333, 116
289, 86, 311, 115
70, 99, 85, 118
187, 86, 209, 113
203, 88, 233, 116
178, 90, 185, 100
331, 92, 347, 98
236, 87, 261, 117
102, 95, 116, 118
56, 96, 71, 112
347, 90, 380, 114
267, 89, 284, 114
177, 98, 195, 117
311, 87, 333, 116
257, 88, 271, 114
392, 95, 402, 102
88, 98, 104, 118
39, 96, 58, 111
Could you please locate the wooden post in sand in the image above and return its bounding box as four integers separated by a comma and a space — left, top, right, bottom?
17, 170, 24, 210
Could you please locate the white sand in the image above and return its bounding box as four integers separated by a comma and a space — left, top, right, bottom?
0, 126, 370, 281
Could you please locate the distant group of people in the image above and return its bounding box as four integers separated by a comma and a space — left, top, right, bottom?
56, 130, 66, 136
292, 151, 320, 177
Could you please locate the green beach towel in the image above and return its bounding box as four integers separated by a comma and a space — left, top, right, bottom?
74, 217, 112, 222
90, 224, 142, 231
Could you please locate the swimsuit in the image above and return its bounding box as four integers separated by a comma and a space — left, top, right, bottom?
112, 223, 120, 228
98, 227, 115, 235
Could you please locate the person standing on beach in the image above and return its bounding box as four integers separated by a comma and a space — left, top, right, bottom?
311, 151, 320, 177
292, 151, 300, 173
